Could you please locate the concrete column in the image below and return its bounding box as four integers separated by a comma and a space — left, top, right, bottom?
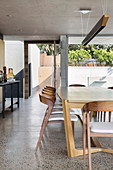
60, 35, 68, 87
54, 41, 56, 89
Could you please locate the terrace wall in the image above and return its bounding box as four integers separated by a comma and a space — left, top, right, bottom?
68, 66, 113, 87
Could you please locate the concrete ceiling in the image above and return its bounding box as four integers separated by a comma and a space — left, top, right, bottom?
0, 0, 113, 42
69, 35, 113, 44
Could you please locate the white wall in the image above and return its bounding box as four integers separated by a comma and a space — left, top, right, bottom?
28, 44, 40, 88
0, 40, 5, 102
5, 41, 40, 94
68, 67, 113, 87
5, 41, 24, 75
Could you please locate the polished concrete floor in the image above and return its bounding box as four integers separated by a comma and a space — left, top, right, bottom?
0, 92, 113, 170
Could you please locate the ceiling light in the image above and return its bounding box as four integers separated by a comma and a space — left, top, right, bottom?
82, 14, 109, 46
79, 9, 92, 14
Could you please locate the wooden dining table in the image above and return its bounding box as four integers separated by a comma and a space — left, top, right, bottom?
57, 86, 113, 157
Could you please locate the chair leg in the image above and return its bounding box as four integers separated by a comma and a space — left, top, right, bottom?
101, 111, 102, 122
87, 113, 92, 170
83, 111, 86, 159
90, 112, 92, 122
109, 112, 111, 122
104, 112, 106, 122
35, 106, 52, 152
35, 115, 48, 151
97, 111, 99, 121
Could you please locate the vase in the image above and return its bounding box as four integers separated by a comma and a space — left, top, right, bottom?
7, 68, 14, 80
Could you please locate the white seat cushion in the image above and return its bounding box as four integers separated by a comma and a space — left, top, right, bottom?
52, 110, 80, 116
55, 102, 62, 105
53, 106, 63, 109
90, 122, 113, 133
49, 114, 78, 122
51, 111, 64, 114
70, 114, 78, 121
51, 110, 81, 116
70, 108, 82, 115
49, 114, 64, 121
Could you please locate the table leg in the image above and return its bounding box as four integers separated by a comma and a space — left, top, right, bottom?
17, 82, 19, 108
62, 99, 101, 157
91, 137, 102, 147
2, 86, 5, 118
62, 99, 76, 157
11, 84, 13, 112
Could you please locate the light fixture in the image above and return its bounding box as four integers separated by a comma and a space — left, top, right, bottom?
17, 29, 23, 32
79, 8, 92, 14
6, 14, 12, 17
82, 14, 109, 46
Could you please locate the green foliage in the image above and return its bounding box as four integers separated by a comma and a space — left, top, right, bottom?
68, 47, 113, 66
37, 44, 53, 55
69, 45, 113, 66
92, 48, 113, 66
37, 44, 61, 55
68, 49, 91, 66
37, 44, 113, 66
68, 44, 82, 51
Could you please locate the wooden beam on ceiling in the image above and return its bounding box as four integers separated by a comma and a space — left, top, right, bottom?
24, 40, 60, 44
82, 14, 109, 46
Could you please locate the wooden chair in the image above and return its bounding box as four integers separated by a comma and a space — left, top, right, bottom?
43, 86, 61, 102
45, 86, 56, 92
107, 87, 113, 122
83, 101, 113, 170
45, 86, 61, 103
43, 88, 55, 93
42, 88, 83, 126
96, 87, 113, 122
45, 86, 62, 105
69, 84, 86, 124
35, 93, 78, 151
46, 86, 56, 90
44, 84, 79, 118
96, 110, 112, 122
42, 90, 56, 97
42, 90, 62, 111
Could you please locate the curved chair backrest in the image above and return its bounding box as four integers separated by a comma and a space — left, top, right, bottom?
86, 101, 113, 112
41, 91, 56, 101
42, 89, 55, 96
46, 86, 56, 92
39, 93, 54, 107
84, 101, 113, 170
69, 84, 86, 87
43, 88, 55, 94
